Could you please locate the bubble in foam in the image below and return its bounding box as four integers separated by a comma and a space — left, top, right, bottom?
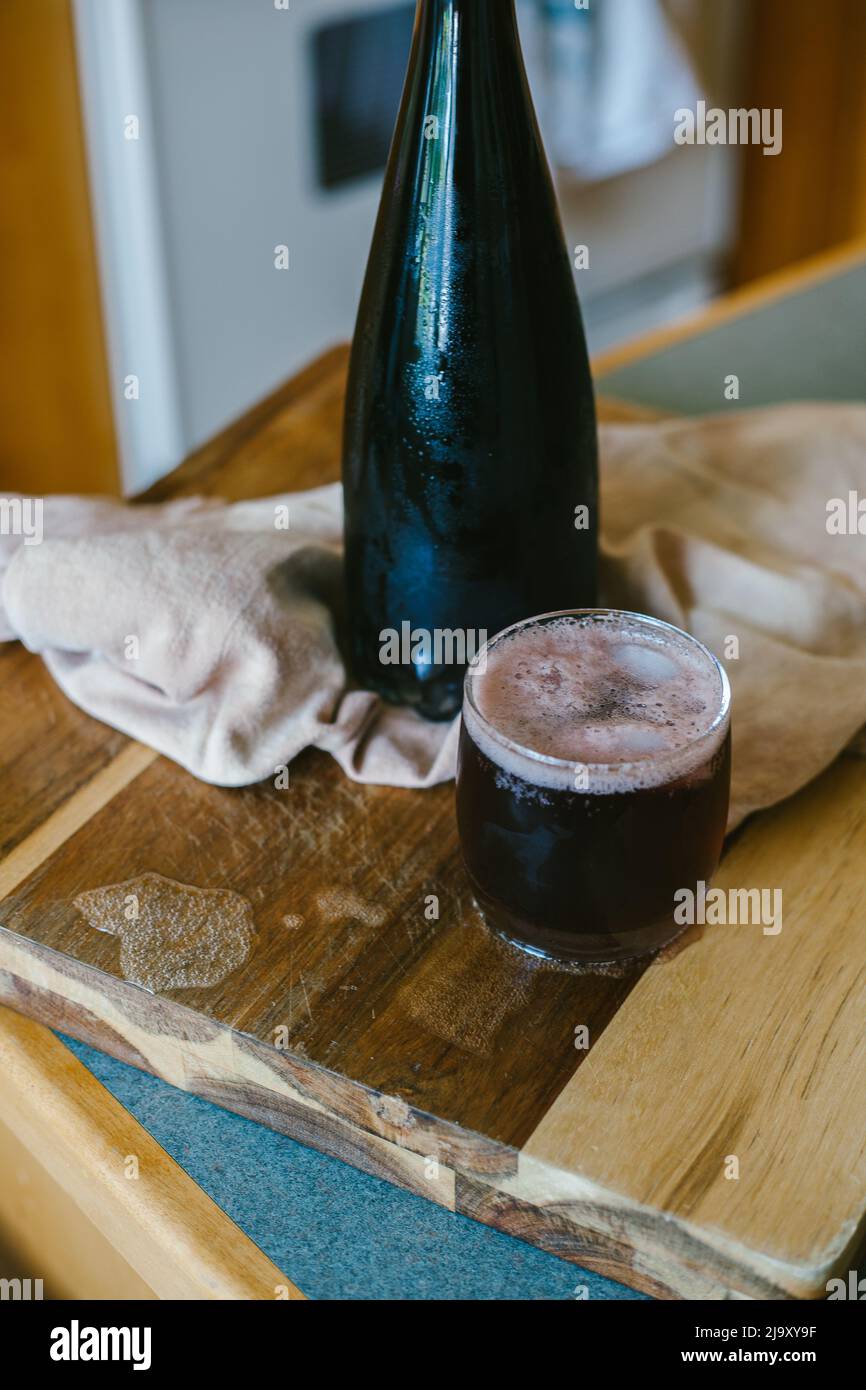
465, 613, 727, 795
614, 641, 679, 685
74, 872, 256, 993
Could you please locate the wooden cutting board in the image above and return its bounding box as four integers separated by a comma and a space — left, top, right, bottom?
1, 346, 864, 1300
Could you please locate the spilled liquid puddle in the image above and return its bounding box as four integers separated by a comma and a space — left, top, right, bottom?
405, 901, 700, 1056
313, 888, 385, 930
70, 868, 693, 1042
405, 907, 548, 1056
471, 901, 706, 980
405, 906, 629, 1058
72, 876, 387, 1004
74, 872, 256, 993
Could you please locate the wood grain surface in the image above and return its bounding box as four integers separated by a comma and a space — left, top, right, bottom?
0, 337, 863, 1300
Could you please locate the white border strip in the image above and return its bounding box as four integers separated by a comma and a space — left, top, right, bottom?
72, 0, 185, 493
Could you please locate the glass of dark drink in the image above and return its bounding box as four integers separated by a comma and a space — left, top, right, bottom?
456, 609, 731, 967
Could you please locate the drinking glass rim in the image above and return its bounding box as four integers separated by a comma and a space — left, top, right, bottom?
463, 607, 732, 772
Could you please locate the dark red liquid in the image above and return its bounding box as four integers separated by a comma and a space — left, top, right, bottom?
456, 721, 731, 965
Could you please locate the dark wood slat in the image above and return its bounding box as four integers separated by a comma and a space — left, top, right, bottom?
0, 645, 127, 858
0, 749, 639, 1151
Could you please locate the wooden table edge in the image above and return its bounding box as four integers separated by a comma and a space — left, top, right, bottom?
0, 1004, 305, 1301
2, 902, 847, 1301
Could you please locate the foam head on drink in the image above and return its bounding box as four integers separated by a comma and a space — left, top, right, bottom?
456, 612, 731, 965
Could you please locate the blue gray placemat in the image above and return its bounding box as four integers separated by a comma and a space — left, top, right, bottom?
598, 263, 866, 414
60, 1033, 645, 1301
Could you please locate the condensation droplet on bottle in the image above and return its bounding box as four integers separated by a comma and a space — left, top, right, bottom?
74, 872, 256, 993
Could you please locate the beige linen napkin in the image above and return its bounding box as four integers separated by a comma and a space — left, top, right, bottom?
2, 403, 865, 828
0, 487, 458, 789
599, 404, 866, 826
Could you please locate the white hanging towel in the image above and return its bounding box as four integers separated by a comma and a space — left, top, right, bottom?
519, 0, 702, 182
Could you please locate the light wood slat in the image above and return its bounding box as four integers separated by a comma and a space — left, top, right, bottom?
519, 756, 866, 1300
0, 1114, 158, 1300
0, 743, 156, 899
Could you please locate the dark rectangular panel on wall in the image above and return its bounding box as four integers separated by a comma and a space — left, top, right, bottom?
312, 4, 415, 189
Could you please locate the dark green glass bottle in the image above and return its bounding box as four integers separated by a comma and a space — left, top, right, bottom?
343, 0, 597, 720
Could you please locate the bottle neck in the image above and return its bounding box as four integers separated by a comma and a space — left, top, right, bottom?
415, 0, 519, 45
409, 0, 526, 107
418, 0, 518, 16
391, 0, 546, 213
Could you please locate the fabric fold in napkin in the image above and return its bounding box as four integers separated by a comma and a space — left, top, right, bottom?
3, 402, 866, 830
0, 486, 458, 790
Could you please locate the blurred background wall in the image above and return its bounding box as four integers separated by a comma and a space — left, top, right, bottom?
2, 0, 866, 497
